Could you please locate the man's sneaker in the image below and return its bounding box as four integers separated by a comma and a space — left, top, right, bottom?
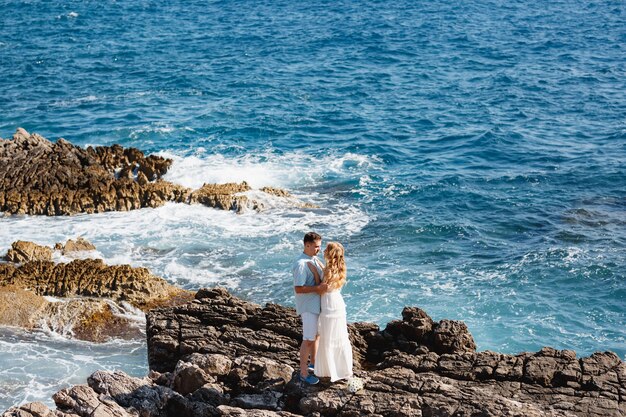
307, 363, 315, 373
299, 374, 319, 385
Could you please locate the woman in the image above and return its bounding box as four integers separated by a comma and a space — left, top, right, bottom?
307, 242, 353, 382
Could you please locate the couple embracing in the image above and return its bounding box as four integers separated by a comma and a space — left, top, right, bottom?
292, 232, 353, 385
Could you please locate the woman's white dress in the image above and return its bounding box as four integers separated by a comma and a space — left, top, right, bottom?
315, 289, 353, 382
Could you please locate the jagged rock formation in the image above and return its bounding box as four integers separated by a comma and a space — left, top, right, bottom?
0, 129, 314, 215
3, 238, 98, 263
4, 240, 53, 263
0, 257, 193, 311
54, 237, 97, 254
0, 285, 141, 342
52, 297, 142, 342
0, 240, 194, 341
142, 288, 625, 416
0, 128, 187, 215
6, 288, 623, 416
145, 289, 476, 375
190, 183, 254, 213
260, 187, 292, 198
0, 285, 49, 328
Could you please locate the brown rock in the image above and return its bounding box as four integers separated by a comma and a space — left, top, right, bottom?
141, 179, 191, 208
5, 289, 626, 417
52, 384, 132, 417
0, 129, 180, 215
231, 392, 283, 411
183, 353, 233, 377
217, 406, 300, 416
4, 241, 53, 263
0, 129, 315, 216
432, 319, 477, 354
0, 240, 194, 342
438, 352, 476, 380
229, 356, 294, 392
87, 370, 151, 398
87, 370, 182, 416
7, 284, 626, 417
68, 301, 141, 342
0, 257, 193, 311
494, 352, 527, 380
189, 182, 252, 212
144, 288, 626, 417
523, 347, 582, 387
147, 288, 299, 373
472, 350, 501, 380
260, 187, 292, 198
0, 402, 54, 417
373, 308, 475, 362
0, 285, 141, 343
172, 361, 216, 396
378, 350, 440, 373
188, 383, 228, 407
0, 286, 49, 329
136, 171, 149, 186
57, 237, 96, 254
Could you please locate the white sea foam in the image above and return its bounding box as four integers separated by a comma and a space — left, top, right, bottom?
112, 301, 146, 324
266, 237, 299, 254
129, 124, 182, 139
160, 151, 296, 189
53, 249, 104, 263
562, 247, 583, 264
419, 271, 438, 281
432, 281, 457, 292
328, 152, 381, 172
50, 95, 98, 108
0, 327, 146, 409
0, 196, 369, 291
163, 258, 254, 288
159, 149, 382, 190
461, 269, 507, 282
55, 12, 79, 20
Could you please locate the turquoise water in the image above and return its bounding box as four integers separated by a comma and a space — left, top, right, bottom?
0, 0, 625, 410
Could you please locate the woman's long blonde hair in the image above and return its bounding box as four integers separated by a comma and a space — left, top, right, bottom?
323, 242, 347, 290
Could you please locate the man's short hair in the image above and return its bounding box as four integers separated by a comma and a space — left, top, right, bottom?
304, 232, 322, 244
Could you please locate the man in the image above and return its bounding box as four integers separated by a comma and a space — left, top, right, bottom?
293, 231, 327, 384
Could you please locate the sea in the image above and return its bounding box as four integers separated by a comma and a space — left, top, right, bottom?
0, 0, 624, 410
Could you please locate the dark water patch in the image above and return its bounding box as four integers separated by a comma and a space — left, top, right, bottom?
554, 231, 592, 244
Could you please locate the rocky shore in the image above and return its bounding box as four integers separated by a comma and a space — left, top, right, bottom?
0, 240, 193, 342
0, 128, 313, 216
3, 288, 624, 417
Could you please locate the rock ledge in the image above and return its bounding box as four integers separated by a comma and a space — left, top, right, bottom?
0, 240, 194, 342
3, 288, 624, 416
0, 129, 314, 215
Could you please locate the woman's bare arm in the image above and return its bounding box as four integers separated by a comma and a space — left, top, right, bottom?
307, 262, 322, 285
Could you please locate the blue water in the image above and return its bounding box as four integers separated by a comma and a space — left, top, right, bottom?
1, 0, 625, 410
